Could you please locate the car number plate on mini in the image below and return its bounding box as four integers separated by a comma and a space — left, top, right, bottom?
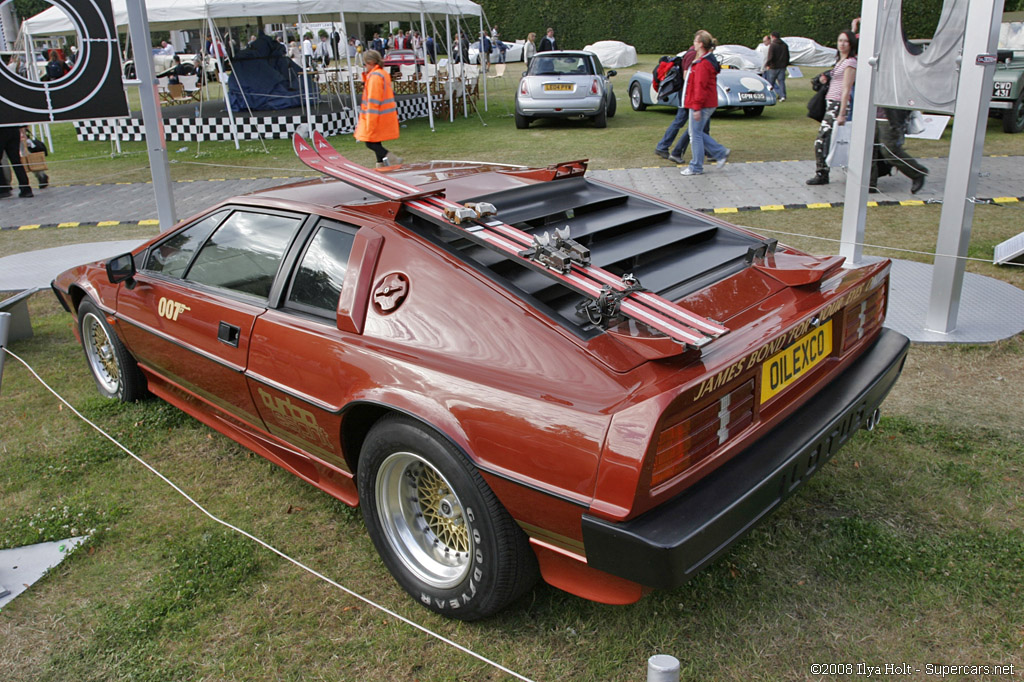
993, 84, 1012, 98
760, 320, 833, 403
740, 92, 766, 101
545, 83, 574, 91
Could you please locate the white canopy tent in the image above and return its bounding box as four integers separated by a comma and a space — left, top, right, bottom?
24, 0, 488, 137
24, 0, 482, 34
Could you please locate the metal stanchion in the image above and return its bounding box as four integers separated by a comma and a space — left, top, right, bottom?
0, 312, 10, 395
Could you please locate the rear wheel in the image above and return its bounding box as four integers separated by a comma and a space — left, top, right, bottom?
593, 106, 608, 128
358, 415, 538, 620
78, 299, 146, 402
743, 106, 765, 117
514, 110, 531, 129
1002, 91, 1024, 133
629, 83, 646, 111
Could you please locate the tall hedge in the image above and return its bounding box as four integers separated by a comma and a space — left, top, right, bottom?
479, 0, 1015, 53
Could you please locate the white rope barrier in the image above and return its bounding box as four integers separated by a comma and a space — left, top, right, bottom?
0, 346, 536, 682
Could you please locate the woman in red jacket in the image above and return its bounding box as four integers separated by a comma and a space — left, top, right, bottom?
355, 50, 403, 168
680, 31, 730, 176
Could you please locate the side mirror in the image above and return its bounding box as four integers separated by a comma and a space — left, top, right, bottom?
607, 69, 617, 78
106, 252, 136, 284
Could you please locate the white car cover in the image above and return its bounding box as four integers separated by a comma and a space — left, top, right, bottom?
583, 40, 637, 68
714, 45, 764, 71
782, 36, 838, 68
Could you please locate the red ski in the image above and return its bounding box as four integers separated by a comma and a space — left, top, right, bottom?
293, 133, 728, 348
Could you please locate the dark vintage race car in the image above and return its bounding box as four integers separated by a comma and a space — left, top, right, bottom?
53, 138, 909, 620
628, 66, 778, 116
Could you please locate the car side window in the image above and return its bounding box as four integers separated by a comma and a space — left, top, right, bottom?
144, 210, 227, 277
184, 211, 303, 300
286, 221, 358, 315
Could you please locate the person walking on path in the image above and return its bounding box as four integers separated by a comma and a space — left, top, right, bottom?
655, 47, 696, 163
355, 50, 403, 168
763, 32, 790, 101
680, 31, 730, 176
871, 107, 928, 194
807, 30, 857, 186
0, 125, 33, 198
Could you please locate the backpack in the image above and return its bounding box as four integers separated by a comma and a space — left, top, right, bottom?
653, 56, 683, 97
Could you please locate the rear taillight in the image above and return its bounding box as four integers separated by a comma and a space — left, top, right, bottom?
591, 78, 600, 95
651, 379, 755, 487
842, 283, 886, 350
520, 80, 528, 95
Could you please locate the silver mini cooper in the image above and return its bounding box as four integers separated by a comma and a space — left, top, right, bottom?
514, 50, 617, 129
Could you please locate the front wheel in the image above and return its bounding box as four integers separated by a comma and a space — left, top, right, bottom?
629, 83, 646, 111
78, 299, 146, 402
1002, 91, 1024, 133
358, 416, 538, 620
607, 91, 617, 118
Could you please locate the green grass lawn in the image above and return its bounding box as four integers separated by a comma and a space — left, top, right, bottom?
2, 55, 1023, 682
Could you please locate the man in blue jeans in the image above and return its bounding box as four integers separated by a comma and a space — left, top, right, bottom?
763, 32, 789, 101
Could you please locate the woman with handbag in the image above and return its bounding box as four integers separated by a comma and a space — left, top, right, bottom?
806, 30, 857, 186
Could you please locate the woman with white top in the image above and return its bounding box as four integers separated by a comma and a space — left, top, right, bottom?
807, 30, 858, 185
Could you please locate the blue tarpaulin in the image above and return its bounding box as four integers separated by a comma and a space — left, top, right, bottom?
226, 34, 313, 111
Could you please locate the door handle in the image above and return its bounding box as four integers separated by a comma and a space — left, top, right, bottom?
217, 321, 240, 347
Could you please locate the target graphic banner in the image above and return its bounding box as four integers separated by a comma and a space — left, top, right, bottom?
0, 0, 127, 126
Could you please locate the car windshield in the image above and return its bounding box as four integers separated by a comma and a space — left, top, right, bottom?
529, 55, 593, 77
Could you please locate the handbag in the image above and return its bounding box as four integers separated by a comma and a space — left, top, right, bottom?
825, 122, 852, 168
806, 71, 831, 122
23, 151, 48, 172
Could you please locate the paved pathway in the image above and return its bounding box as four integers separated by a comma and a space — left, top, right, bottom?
2, 156, 1023, 230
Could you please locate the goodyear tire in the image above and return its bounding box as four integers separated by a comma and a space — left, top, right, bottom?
78, 299, 146, 402
358, 415, 538, 620
629, 83, 646, 111
1002, 91, 1024, 134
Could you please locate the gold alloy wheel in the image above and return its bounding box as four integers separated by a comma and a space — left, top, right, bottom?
82, 311, 121, 394
375, 451, 473, 589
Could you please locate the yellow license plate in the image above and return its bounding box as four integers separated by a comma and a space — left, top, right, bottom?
760, 320, 833, 403
544, 83, 574, 91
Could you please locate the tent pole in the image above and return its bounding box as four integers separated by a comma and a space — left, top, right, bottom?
299, 13, 315, 137
338, 7, 359, 134
206, 17, 240, 149
421, 9, 434, 131
479, 13, 486, 112
461, 15, 468, 118
125, 0, 176, 229
445, 15, 453, 122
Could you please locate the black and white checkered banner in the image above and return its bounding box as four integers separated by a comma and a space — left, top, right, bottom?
0, 0, 127, 125
75, 95, 431, 142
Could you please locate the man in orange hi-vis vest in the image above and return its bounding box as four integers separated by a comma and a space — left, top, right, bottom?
355, 50, 403, 168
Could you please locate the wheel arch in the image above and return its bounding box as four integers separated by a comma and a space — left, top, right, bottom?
339, 399, 475, 478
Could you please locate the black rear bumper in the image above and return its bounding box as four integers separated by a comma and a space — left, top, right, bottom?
581, 328, 910, 590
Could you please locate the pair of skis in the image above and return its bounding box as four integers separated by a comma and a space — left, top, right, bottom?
293, 132, 727, 349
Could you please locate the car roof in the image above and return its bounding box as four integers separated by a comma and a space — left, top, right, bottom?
534, 50, 595, 57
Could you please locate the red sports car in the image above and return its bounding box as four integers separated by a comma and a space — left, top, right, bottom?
52, 140, 909, 620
